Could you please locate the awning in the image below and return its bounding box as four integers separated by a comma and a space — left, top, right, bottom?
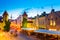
22, 28, 35, 30
34, 29, 60, 35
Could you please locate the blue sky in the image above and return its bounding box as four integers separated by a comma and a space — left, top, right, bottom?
0, 0, 60, 19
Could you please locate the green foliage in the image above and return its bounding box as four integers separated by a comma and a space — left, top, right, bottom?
4, 20, 11, 32
22, 18, 27, 28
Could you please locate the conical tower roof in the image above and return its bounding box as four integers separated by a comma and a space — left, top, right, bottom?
22, 11, 27, 16
3, 11, 8, 16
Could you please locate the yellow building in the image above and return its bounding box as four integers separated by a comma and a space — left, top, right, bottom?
27, 21, 33, 28
27, 17, 38, 30
0, 11, 8, 30
0, 16, 5, 30
3, 11, 8, 22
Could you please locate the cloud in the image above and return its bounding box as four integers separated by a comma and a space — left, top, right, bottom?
26, 8, 53, 17
0, 7, 60, 20
7, 7, 58, 19
7, 8, 42, 19
27, 8, 41, 17
8, 8, 25, 19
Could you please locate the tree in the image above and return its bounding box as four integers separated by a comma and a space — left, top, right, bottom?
4, 20, 11, 32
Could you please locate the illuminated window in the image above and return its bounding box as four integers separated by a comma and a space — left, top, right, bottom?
50, 20, 53, 26
49, 29, 57, 31
53, 21, 56, 26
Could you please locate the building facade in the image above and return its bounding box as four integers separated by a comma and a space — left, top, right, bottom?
46, 9, 60, 31
22, 11, 27, 28
35, 14, 39, 29
39, 16, 46, 29
14, 9, 60, 31
27, 17, 35, 29
0, 11, 8, 30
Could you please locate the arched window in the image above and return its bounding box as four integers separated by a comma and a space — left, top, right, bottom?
50, 20, 56, 26
50, 20, 53, 26
53, 21, 56, 26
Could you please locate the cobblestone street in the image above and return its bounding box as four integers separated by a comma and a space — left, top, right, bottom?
0, 31, 40, 40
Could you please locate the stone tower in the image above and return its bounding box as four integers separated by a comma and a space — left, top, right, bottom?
22, 11, 27, 28
3, 11, 8, 22
22, 11, 27, 19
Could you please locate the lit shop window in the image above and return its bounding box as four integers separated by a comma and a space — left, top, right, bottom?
50, 20, 56, 26
49, 29, 57, 31
50, 20, 53, 26
53, 21, 56, 26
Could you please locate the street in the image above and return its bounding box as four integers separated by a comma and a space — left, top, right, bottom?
0, 31, 25, 40
0, 31, 59, 40
0, 31, 40, 40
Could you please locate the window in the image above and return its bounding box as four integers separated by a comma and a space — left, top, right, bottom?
53, 21, 56, 26
50, 20, 53, 26
50, 20, 56, 26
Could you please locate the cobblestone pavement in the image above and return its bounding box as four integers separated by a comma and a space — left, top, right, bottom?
0, 32, 24, 40
0, 31, 40, 40
19, 33, 41, 40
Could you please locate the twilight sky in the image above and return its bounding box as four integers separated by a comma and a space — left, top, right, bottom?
0, 0, 60, 19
